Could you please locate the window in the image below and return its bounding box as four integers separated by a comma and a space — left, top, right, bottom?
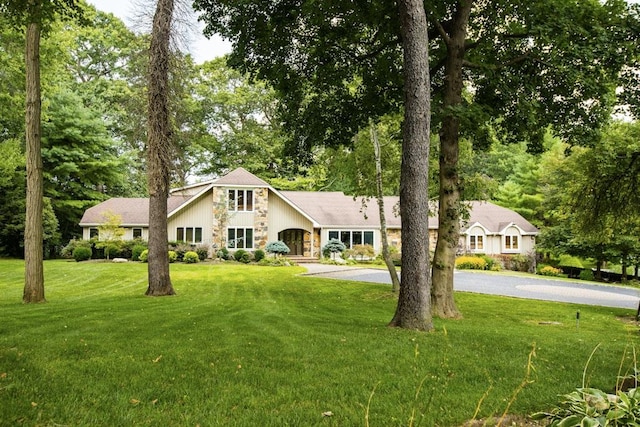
328, 230, 374, 249
228, 227, 253, 249
505, 235, 519, 250
228, 189, 253, 211
133, 228, 142, 239
470, 235, 484, 251
89, 228, 99, 239
176, 227, 203, 244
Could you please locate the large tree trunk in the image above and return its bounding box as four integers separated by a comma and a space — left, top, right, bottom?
23, 7, 45, 304
146, 0, 176, 296
370, 119, 400, 292
431, 1, 472, 319
388, 0, 433, 331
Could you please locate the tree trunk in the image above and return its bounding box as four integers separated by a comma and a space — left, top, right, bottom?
146, 0, 176, 296
389, 0, 433, 331
431, 1, 472, 319
23, 7, 45, 304
370, 119, 400, 293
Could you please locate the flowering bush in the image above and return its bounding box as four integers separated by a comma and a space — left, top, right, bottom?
455, 256, 487, 270
538, 265, 562, 276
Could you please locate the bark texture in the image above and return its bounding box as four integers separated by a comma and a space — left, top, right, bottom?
371, 120, 400, 292
389, 0, 433, 331
431, 1, 472, 319
23, 7, 45, 304
146, 0, 176, 296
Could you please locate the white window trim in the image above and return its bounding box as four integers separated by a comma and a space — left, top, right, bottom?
327, 230, 375, 249
227, 227, 254, 249
227, 189, 254, 212
176, 227, 203, 244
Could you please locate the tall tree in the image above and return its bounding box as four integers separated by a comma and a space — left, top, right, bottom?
195, 0, 638, 319
0, 0, 81, 302
388, 0, 433, 331
23, 0, 45, 303
146, 0, 176, 296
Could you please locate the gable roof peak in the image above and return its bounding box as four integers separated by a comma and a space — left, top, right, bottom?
214, 167, 270, 187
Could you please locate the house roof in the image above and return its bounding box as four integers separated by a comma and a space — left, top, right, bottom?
79, 168, 538, 235
79, 195, 193, 226
279, 191, 403, 228
213, 167, 270, 187
464, 201, 538, 234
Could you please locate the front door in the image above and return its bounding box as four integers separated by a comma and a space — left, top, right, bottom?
279, 229, 304, 256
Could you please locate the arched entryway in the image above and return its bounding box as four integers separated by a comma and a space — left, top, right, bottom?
278, 228, 307, 256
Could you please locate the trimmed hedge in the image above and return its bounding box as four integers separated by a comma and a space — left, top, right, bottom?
455, 256, 487, 270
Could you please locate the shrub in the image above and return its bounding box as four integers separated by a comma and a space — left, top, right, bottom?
265, 241, 290, 257
132, 244, 147, 261
579, 269, 595, 281
253, 249, 265, 262
533, 386, 640, 426
171, 244, 191, 262
258, 257, 295, 267
194, 245, 210, 261
234, 249, 252, 264
72, 246, 92, 262
139, 249, 149, 262
349, 244, 375, 261
216, 247, 230, 260
62, 239, 91, 259
168, 251, 177, 263
538, 265, 562, 276
183, 251, 199, 264
455, 256, 487, 270
322, 238, 346, 259
478, 254, 497, 270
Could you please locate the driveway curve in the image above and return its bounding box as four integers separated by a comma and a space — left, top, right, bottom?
302, 264, 640, 310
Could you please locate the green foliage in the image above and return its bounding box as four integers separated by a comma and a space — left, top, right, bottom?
0, 260, 636, 425
265, 241, 290, 256
233, 249, 252, 264
168, 251, 177, 263
131, 244, 147, 262
183, 251, 199, 264
558, 255, 585, 269
322, 239, 346, 258
579, 269, 595, 282
139, 249, 149, 263
216, 247, 230, 260
170, 243, 192, 262
194, 245, 210, 261
533, 387, 640, 426
455, 256, 487, 270
253, 249, 265, 262
348, 244, 375, 261
538, 265, 562, 277
72, 246, 92, 262
61, 238, 91, 259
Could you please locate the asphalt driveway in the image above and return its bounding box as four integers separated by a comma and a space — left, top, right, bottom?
302, 264, 640, 310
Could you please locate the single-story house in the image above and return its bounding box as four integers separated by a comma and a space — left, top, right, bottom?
79, 167, 539, 258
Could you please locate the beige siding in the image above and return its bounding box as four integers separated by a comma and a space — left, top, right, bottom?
268, 192, 313, 242
228, 212, 255, 227
167, 191, 213, 245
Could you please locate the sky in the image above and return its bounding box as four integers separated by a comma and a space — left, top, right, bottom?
87, 0, 232, 64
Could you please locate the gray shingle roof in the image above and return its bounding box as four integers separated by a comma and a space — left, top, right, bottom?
79, 168, 538, 235
79, 195, 192, 226
279, 191, 403, 228
465, 201, 539, 234
214, 167, 270, 187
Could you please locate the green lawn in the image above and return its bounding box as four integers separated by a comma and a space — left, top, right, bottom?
0, 260, 638, 426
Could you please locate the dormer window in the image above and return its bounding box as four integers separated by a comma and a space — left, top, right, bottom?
228, 189, 253, 211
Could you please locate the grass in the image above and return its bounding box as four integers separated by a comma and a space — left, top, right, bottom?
0, 259, 638, 426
